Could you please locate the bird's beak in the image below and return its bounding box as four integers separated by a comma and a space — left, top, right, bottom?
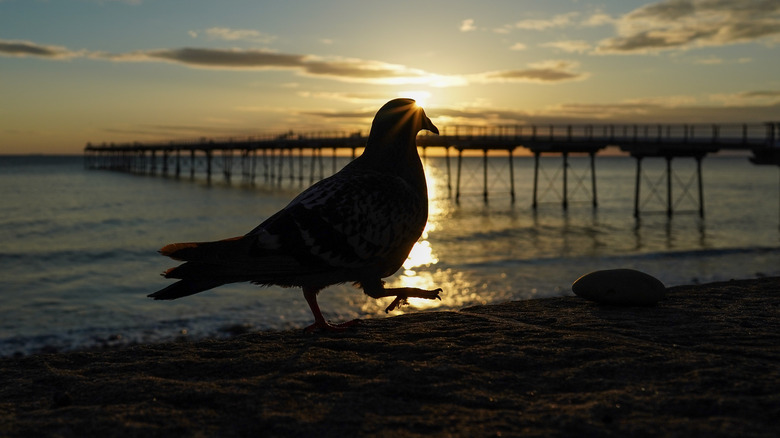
422, 114, 439, 135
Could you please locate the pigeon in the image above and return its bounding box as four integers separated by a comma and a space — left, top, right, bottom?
149, 98, 442, 332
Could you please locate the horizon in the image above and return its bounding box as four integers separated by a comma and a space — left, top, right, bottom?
2, 0, 779, 154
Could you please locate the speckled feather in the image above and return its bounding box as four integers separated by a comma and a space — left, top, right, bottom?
261, 168, 426, 270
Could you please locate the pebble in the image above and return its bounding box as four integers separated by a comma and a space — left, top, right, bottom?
572, 269, 666, 306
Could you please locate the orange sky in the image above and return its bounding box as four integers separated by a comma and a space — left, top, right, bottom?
2, 0, 779, 154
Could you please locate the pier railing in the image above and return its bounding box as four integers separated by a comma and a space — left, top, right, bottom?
85, 122, 778, 158
416, 122, 778, 153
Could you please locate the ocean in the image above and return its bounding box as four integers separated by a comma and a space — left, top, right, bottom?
1, 153, 779, 356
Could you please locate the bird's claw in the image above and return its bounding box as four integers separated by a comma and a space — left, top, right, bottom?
385, 297, 408, 313
384, 288, 443, 313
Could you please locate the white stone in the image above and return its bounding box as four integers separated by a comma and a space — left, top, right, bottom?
572, 269, 666, 306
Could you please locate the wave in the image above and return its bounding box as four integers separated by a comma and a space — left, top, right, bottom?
448, 245, 780, 270
0, 247, 155, 264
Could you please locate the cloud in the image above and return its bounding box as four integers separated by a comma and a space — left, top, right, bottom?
2, 38, 581, 88
740, 90, 780, 99
102, 47, 305, 69
709, 89, 780, 105
0, 39, 80, 58
596, 0, 780, 53
460, 18, 477, 32
582, 12, 615, 27
474, 60, 588, 83
540, 40, 592, 54
515, 13, 578, 30
99, 47, 464, 86
297, 91, 390, 103
300, 109, 375, 119
199, 27, 277, 44
88, 0, 143, 4
509, 42, 527, 51
434, 95, 780, 125
301, 57, 428, 81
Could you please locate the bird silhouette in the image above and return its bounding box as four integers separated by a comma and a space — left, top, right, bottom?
149, 98, 442, 332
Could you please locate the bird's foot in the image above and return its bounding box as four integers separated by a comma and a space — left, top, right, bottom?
303, 319, 360, 334
385, 288, 443, 313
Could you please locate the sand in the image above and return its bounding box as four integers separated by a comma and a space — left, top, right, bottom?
1, 277, 778, 437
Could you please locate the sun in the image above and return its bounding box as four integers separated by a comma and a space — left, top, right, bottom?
399, 91, 432, 108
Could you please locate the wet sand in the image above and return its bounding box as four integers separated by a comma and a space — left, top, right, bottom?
1, 277, 778, 437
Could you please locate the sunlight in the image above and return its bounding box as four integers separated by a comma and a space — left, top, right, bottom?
399, 90, 431, 108
403, 240, 438, 272
392, 165, 445, 303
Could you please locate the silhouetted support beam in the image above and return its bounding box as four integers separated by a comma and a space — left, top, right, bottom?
634, 157, 642, 218
634, 155, 706, 219
206, 149, 213, 183
666, 156, 673, 218
697, 155, 704, 218
508, 149, 515, 204
264, 149, 271, 182
261, 149, 267, 182
455, 149, 463, 204
222, 149, 233, 182
270, 149, 277, 182
239, 148, 253, 183
532, 152, 540, 209
288, 148, 296, 184
483, 149, 488, 203
309, 147, 318, 185
150, 150, 156, 175
162, 149, 169, 176
317, 148, 324, 180
563, 152, 569, 210
175, 149, 181, 178
239, 150, 247, 180
445, 147, 452, 195
590, 151, 598, 208
277, 149, 284, 185
189, 150, 195, 180
298, 147, 304, 187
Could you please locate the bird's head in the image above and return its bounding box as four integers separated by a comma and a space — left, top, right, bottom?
367, 98, 439, 147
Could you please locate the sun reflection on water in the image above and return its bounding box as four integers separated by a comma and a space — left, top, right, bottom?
377, 161, 465, 312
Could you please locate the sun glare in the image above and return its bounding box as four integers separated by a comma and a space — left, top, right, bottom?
399, 91, 431, 108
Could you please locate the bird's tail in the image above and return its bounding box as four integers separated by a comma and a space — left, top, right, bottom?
148, 278, 224, 300
158, 236, 251, 262
150, 236, 255, 300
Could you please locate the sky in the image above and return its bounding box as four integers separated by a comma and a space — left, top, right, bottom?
1, 0, 779, 154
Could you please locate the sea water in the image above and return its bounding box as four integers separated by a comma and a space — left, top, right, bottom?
1, 153, 779, 356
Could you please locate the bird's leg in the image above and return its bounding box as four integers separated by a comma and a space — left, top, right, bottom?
302, 286, 359, 333
361, 280, 442, 313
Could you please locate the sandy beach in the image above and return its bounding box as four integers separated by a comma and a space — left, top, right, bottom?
1, 277, 778, 437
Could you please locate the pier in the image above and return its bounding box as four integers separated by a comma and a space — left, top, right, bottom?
85, 122, 779, 218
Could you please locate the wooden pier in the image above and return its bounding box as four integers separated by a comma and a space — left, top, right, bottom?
85, 122, 779, 218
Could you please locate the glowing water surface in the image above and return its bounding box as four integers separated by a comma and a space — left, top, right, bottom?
1, 154, 778, 356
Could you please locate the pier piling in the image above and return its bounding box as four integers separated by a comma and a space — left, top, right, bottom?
84, 122, 778, 217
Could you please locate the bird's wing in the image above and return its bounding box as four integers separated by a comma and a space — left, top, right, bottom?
161, 169, 426, 285
252, 168, 427, 270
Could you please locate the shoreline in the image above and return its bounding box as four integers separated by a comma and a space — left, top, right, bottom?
1, 277, 778, 437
